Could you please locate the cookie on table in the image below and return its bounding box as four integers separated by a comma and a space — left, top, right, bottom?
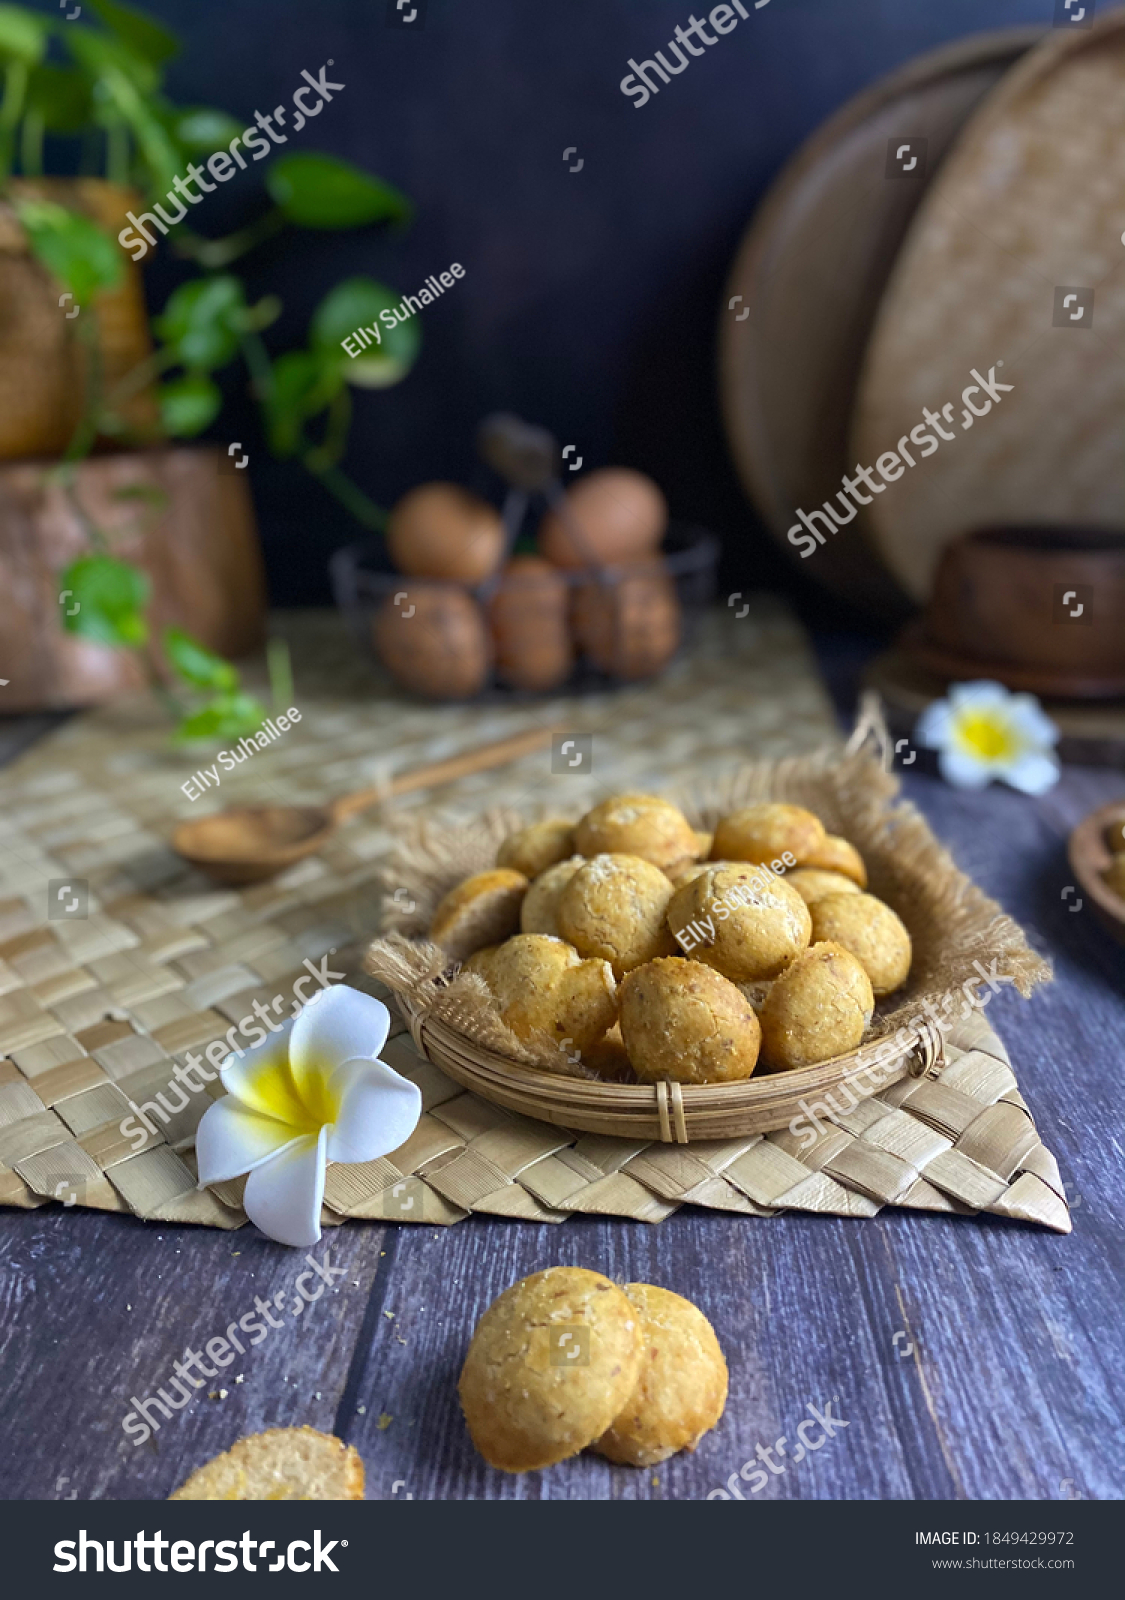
520, 855, 585, 936
474, 933, 617, 1057
574, 794, 699, 872
786, 867, 862, 906
809, 893, 911, 996
558, 853, 677, 978
497, 818, 576, 880
169, 1427, 364, 1500
430, 868, 527, 961
798, 833, 867, 887
758, 941, 874, 1070
667, 862, 811, 982
458, 1267, 644, 1473
711, 802, 825, 866
593, 1285, 728, 1467
619, 957, 761, 1084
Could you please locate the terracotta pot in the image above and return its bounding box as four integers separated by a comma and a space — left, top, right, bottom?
0, 179, 157, 461
0, 448, 266, 711
914, 527, 1125, 698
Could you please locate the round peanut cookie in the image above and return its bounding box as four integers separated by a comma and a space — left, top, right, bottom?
667, 863, 811, 982
593, 1285, 728, 1467
170, 1426, 364, 1500
786, 868, 863, 906
711, 803, 825, 866
497, 819, 576, 880
558, 853, 676, 977
619, 957, 761, 1084
575, 794, 698, 871
809, 893, 912, 996
458, 1267, 644, 1473
758, 941, 874, 1070
521, 856, 585, 936
798, 833, 868, 887
477, 934, 617, 1056
431, 869, 527, 961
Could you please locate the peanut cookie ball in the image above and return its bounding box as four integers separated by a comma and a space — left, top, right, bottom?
667, 863, 811, 982
558, 854, 677, 978
593, 1285, 728, 1468
799, 833, 868, 887
477, 934, 617, 1057
758, 941, 874, 1070
575, 794, 698, 872
497, 818, 576, 880
431, 869, 527, 960
711, 803, 826, 866
521, 856, 585, 937
786, 868, 862, 906
619, 957, 761, 1084
809, 893, 912, 996
458, 1267, 644, 1473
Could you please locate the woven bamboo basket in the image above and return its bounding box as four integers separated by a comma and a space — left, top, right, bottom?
366, 699, 1051, 1143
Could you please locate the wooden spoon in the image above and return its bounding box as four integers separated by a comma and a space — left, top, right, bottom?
172, 723, 566, 886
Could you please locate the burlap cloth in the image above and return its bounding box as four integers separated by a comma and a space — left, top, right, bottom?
0, 605, 1070, 1233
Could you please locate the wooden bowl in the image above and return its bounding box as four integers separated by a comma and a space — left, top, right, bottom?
1068, 801, 1125, 945
916, 527, 1125, 699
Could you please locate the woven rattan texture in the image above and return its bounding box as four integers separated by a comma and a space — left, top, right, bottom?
0, 605, 1068, 1232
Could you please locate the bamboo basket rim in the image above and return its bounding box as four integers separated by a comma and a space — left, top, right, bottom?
395, 988, 947, 1142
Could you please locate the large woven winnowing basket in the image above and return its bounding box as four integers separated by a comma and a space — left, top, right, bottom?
366, 704, 1051, 1143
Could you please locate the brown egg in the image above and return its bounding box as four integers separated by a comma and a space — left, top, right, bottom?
572, 563, 681, 681
538, 468, 667, 569
373, 585, 491, 700
386, 483, 505, 583
487, 556, 574, 691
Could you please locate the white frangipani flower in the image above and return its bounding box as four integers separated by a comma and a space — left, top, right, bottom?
915, 680, 1060, 795
195, 983, 421, 1247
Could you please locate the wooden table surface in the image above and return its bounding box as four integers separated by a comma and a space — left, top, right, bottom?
1, 637, 1122, 1504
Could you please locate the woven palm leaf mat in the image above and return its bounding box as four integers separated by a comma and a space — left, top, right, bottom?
0, 604, 1069, 1233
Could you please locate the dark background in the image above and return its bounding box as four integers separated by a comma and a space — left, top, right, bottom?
64, 0, 1078, 616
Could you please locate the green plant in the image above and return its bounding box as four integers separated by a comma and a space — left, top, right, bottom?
1, 0, 418, 740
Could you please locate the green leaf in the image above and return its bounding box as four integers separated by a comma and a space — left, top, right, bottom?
85, 0, 179, 66
263, 349, 341, 458
154, 275, 246, 370
158, 373, 222, 436
311, 275, 421, 389
15, 199, 122, 304
168, 104, 244, 153
25, 64, 93, 133
59, 554, 148, 648
266, 153, 411, 230
0, 6, 47, 64
163, 625, 238, 693
64, 24, 159, 95
175, 691, 267, 744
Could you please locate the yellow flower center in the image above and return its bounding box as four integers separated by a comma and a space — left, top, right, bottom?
954, 711, 1020, 764
250, 1055, 340, 1136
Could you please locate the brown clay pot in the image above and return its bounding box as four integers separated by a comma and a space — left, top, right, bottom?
913, 527, 1125, 698
0, 448, 266, 711
0, 179, 157, 461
